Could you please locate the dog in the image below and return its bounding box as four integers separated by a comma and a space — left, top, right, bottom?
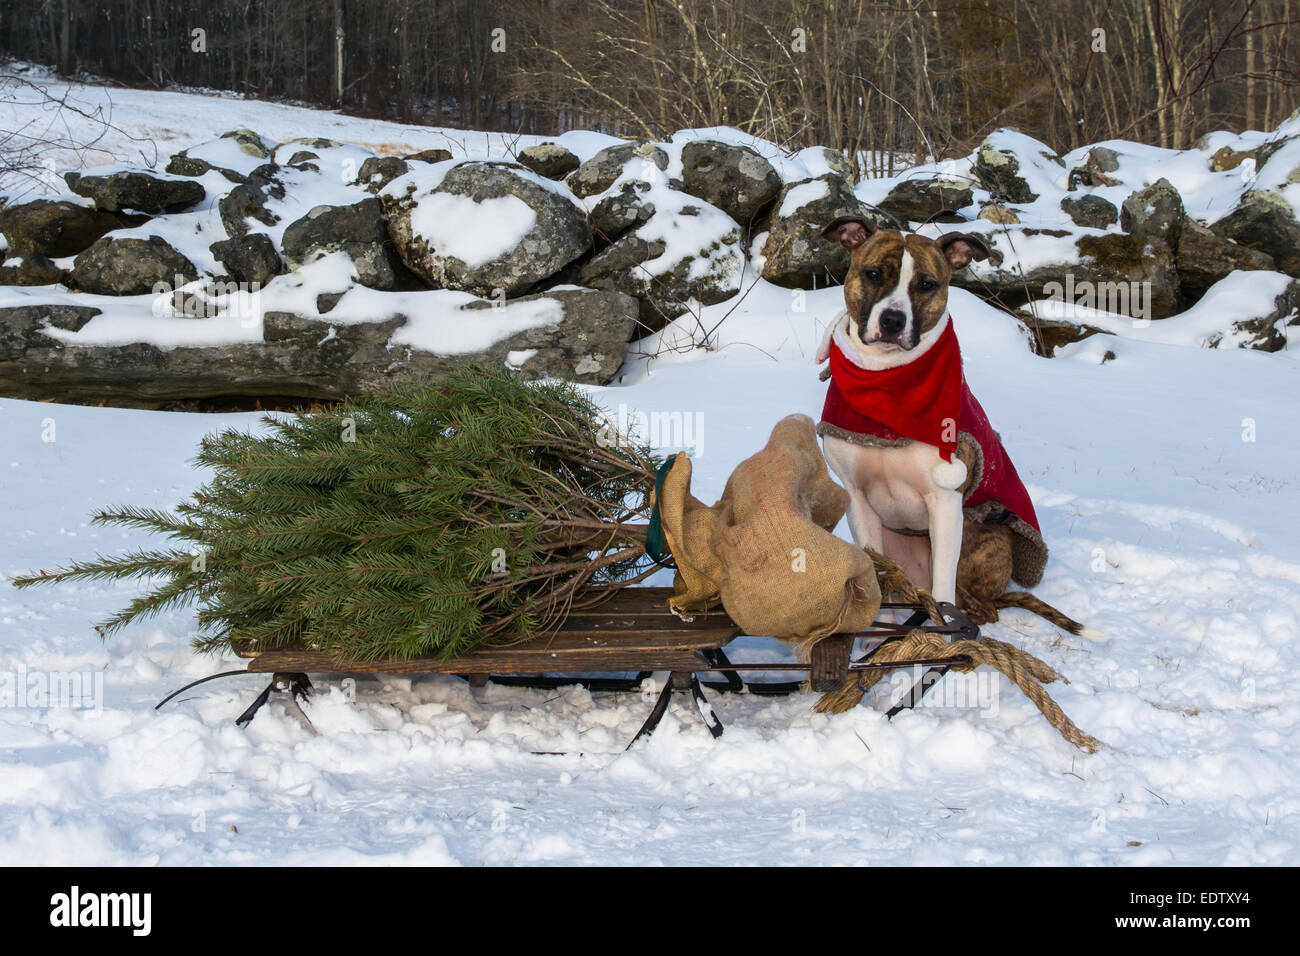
815, 215, 1104, 640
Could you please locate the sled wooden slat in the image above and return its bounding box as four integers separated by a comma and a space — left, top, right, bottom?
232, 587, 744, 675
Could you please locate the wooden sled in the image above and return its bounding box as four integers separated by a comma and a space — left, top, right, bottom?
186, 587, 979, 748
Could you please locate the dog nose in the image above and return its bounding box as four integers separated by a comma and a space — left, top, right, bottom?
879, 309, 906, 337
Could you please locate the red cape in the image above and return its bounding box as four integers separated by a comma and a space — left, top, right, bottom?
818, 317, 1048, 585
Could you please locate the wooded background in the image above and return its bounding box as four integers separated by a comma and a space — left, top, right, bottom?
4, 0, 1298, 173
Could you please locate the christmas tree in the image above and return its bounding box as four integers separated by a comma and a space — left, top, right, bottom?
14, 366, 663, 662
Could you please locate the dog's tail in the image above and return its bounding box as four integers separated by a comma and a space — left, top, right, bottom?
994, 592, 1110, 643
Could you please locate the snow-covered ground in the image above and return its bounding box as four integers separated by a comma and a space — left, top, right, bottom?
3, 71, 1299, 866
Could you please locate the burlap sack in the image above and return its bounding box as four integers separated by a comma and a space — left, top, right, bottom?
654, 414, 881, 648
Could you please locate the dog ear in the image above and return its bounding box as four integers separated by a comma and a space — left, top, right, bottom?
937, 232, 992, 270
821, 216, 875, 250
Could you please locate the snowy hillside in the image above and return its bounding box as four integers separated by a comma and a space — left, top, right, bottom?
2, 74, 1299, 866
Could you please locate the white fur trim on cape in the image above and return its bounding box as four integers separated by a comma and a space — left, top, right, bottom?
831, 312, 953, 371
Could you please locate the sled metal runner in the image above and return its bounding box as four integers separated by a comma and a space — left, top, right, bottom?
213, 587, 979, 744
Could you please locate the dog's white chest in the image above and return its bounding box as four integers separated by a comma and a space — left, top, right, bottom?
822, 436, 965, 532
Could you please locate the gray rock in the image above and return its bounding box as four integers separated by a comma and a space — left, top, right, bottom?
357, 156, 410, 193
0, 305, 100, 362
165, 131, 273, 183
1068, 146, 1122, 189
458, 288, 636, 382
286, 150, 319, 167
977, 203, 1021, 224
588, 181, 655, 240
1120, 178, 1184, 247
877, 177, 973, 224
219, 129, 273, 158
1211, 190, 1300, 276
1177, 218, 1276, 298
1061, 194, 1118, 228
974, 140, 1041, 203
70, 235, 199, 296
760, 175, 896, 288
566, 143, 668, 198
282, 197, 412, 290
210, 233, 284, 286
0, 288, 635, 406
405, 148, 454, 164
0, 199, 136, 257
0, 253, 64, 286
64, 169, 205, 214
953, 230, 1181, 318
517, 144, 580, 180
679, 140, 781, 226
577, 204, 743, 333
817, 148, 855, 180
1255, 135, 1296, 172
218, 182, 278, 239
384, 161, 592, 296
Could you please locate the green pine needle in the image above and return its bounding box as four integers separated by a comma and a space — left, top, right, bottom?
12, 366, 663, 662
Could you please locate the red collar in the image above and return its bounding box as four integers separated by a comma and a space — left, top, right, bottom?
825, 319, 964, 461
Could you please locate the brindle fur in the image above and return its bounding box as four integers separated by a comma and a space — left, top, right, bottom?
839, 230, 957, 344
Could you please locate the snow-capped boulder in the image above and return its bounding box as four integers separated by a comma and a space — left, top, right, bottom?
759, 174, 893, 288
210, 234, 284, 286
167, 130, 274, 183
588, 181, 656, 240
517, 144, 580, 180
0, 305, 100, 360
1067, 146, 1122, 189
70, 235, 198, 296
1060, 194, 1117, 228
0, 253, 63, 286
64, 168, 205, 214
814, 147, 855, 180
566, 143, 669, 199
1176, 220, 1276, 298
456, 288, 636, 382
578, 190, 744, 331
973, 130, 1064, 203
357, 157, 410, 193
957, 229, 1181, 318
679, 140, 781, 227
1212, 190, 1300, 277
218, 182, 279, 238
382, 161, 592, 297
0, 286, 636, 406
1207, 276, 1300, 352
1120, 178, 1184, 247
281, 198, 411, 290
877, 176, 973, 224
0, 199, 135, 257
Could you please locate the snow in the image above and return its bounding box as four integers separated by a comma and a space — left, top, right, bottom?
779, 178, 830, 217
408, 193, 537, 267
1025, 270, 1295, 352
3, 70, 1300, 866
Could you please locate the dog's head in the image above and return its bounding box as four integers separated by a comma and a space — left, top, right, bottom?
821, 216, 990, 354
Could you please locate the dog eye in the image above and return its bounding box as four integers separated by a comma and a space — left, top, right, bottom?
916, 279, 938, 293
864, 269, 882, 283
